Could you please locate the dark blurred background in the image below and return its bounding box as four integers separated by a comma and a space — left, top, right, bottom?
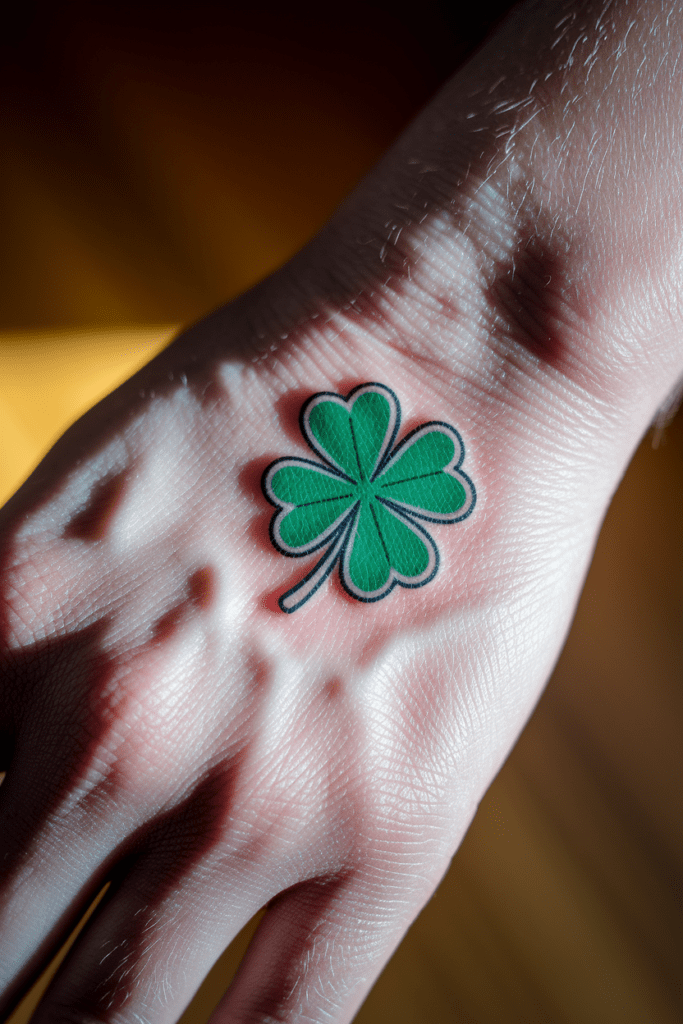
1, 3, 681, 1022
0, 0, 510, 328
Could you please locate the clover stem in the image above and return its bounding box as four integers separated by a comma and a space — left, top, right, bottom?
279, 524, 350, 613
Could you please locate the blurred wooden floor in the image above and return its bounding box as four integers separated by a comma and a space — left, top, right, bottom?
1, 3, 681, 1022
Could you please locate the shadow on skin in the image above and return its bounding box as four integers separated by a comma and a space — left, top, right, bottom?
483, 223, 578, 371
62, 471, 130, 543
226, 871, 355, 1023
152, 566, 216, 643
48, 764, 247, 1021
0, 621, 119, 1017
0, 616, 250, 1019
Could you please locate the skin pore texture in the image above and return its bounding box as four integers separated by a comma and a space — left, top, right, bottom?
1, 3, 683, 1024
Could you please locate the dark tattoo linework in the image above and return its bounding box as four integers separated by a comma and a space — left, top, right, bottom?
262, 383, 476, 612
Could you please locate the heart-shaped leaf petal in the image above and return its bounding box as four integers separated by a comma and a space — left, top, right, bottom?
262, 384, 476, 611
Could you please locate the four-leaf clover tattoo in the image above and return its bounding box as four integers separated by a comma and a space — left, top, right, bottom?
262, 383, 476, 612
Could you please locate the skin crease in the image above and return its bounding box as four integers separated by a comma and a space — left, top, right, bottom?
1, 2, 683, 1023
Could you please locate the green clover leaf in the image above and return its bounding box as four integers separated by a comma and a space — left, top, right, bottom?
262, 383, 476, 612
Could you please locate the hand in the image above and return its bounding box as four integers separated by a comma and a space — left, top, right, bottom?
2, 4, 683, 1023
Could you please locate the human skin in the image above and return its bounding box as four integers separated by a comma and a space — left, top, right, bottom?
1, 2, 682, 1023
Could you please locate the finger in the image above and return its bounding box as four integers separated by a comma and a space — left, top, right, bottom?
0, 799, 115, 1017
0, 560, 246, 1013
0, 625, 121, 1012
26, 782, 271, 1024
209, 865, 440, 1024
0, 669, 256, 1021
0, 652, 178, 1013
